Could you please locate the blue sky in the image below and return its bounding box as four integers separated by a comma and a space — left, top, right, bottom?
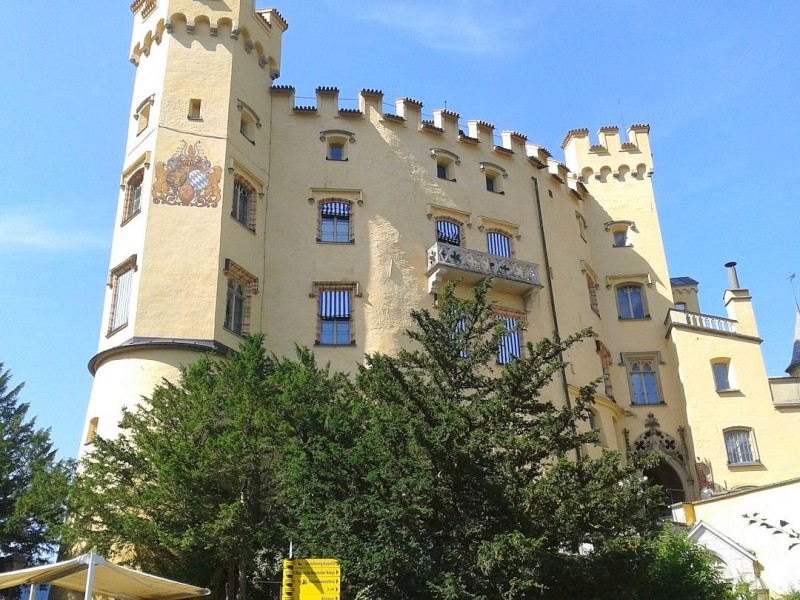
1, 1, 798, 460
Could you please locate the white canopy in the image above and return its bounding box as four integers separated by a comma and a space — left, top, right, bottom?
0, 553, 209, 600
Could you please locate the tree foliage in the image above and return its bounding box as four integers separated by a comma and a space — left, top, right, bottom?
66, 282, 732, 599
0, 364, 73, 564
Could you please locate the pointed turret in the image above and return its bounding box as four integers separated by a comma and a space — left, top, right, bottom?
786, 308, 800, 377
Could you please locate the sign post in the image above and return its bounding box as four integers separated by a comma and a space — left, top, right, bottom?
281, 559, 340, 600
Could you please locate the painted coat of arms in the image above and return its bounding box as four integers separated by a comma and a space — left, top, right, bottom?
152, 141, 222, 208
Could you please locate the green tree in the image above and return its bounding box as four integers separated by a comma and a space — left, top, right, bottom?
0, 364, 73, 565
65, 336, 349, 600
278, 282, 670, 598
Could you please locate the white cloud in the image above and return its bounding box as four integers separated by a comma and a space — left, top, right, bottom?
0, 212, 107, 252
354, 1, 532, 56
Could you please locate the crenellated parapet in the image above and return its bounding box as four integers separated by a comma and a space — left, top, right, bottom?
129, 2, 284, 79
268, 86, 600, 199
561, 124, 653, 184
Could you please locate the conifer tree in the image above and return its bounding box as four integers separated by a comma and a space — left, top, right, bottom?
0, 364, 73, 565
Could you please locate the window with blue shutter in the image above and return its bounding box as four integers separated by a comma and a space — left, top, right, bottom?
487, 232, 512, 257
436, 220, 461, 246
497, 316, 521, 365
319, 289, 352, 345
320, 201, 352, 243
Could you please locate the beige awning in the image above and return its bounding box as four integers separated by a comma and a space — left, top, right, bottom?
0, 553, 209, 600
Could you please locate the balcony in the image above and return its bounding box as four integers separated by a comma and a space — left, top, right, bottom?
426, 242, 542, 295
665, 309, 738, 334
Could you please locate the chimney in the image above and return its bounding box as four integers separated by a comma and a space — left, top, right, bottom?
725, 261, 741, 289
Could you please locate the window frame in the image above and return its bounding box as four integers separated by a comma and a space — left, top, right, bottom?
430, 148, 460, 182
107, 254, 138, 336
222, 259, 259, 337
623, 354, 663, 406
711, 359, 737, 392
494, 307, 525, 365
322, 129, 356, 162
134, 94, 155, 136
576, 211, 588, 242
312, 282, 360, 346
436, 218, 463, 247
479, 161, 506, 194
231, 177, 257, 231
318, 199, 354, 244
596, 341, 614, 399
724, 428, 759, 465
616, 283, 648, 320
237, 99, 261, 144
486, 230, 513, 258
122, 168, 145, 224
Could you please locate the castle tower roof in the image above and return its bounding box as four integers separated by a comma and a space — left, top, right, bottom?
787, 308, 800, 376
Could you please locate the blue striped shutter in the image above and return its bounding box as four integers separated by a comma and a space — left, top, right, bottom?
498, 317, 521, 364
487, 232, 511, 257
456, 318, 468, 358
436, 220, 461, 245
320, 201, 350, 217
319, 290, 351, 318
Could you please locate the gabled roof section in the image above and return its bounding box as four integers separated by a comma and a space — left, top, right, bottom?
687, 520, 757, 563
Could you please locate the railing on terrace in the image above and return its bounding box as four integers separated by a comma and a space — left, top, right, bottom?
665, 309, 738, 334
426, 242, 542, 289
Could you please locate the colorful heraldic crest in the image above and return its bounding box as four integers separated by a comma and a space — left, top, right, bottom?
152, 141, 222, 208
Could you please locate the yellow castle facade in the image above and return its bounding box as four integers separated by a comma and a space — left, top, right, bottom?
82, 0, 800, 511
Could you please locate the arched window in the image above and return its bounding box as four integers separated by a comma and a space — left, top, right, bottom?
628, 360, 660, 405
436, 219, 462, 246
724, 428, 758, 465
486, 231, 512, 257
232, 178, 255, 230
616, 284, 646, 319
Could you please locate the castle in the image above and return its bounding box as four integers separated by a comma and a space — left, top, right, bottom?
81, 1, 800, 587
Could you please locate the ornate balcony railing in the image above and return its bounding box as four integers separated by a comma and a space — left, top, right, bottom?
426, 242, 542, 294
665, 309, 738, 334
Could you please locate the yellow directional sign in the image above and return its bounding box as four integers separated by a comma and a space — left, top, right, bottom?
282, 558, 341, 600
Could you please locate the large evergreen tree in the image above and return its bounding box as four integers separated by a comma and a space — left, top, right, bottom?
66, 283, 733, 599
279, 282, 671, 598
65, 336, 350, 600
0, 364, 73, 565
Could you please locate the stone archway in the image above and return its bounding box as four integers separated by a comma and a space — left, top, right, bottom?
627, 412, 691, 505
644, 461, 686, 505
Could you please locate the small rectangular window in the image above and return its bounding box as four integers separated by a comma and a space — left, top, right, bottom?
724, 429, 757, 464
328, 143, 344, 161
318, 288, 352, 345
188, 99, 202, 119
437, 163, 448, 180
108, 256, 137, 334
485, 175, 496, 192
223, 260, 258, 336
319, 201, 352, 243
497, 316, 522, 365
712, 362, 731, 391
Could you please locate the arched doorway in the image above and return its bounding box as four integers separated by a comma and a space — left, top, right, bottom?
645, 461, 686, 505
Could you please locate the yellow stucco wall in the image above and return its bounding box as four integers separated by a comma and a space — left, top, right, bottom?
81, 0, 800, 507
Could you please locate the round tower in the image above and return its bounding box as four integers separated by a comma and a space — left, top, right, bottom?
79, 0, 286, 449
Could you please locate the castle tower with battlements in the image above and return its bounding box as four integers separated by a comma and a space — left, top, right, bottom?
82, 0, 800, 509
